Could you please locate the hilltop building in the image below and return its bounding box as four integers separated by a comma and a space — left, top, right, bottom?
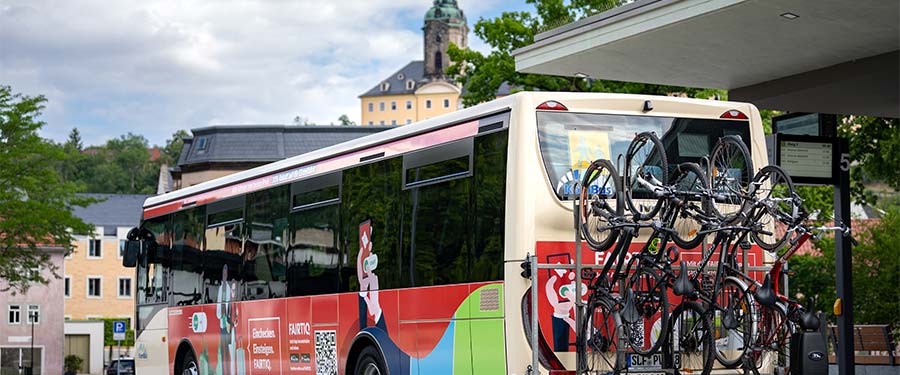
360, 1, 470, 126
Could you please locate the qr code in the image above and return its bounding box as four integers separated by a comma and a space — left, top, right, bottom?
314, 330, 337, 375
627, 321, 645, 348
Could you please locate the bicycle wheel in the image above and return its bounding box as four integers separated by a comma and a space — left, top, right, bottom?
750, 165, 799, 251
670, 163, 710, 249
622, 262, 669, 355
709, 136, 753, 223
671, 301, 714, 375
625, 132, 669, 221
746, 302, 793, 375
580, 159, 623, 252
713, 277, 754, 368
580, 297, 625, 375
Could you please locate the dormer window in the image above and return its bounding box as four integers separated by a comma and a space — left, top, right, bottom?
406, 80, 415, 90
380, 82, 390, 92
397, 73, 405, 80
196, 137, 208, 151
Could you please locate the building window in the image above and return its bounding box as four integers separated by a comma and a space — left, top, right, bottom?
368, 102, 374, 112
406, 119, 412, 125
406, 80, 415, 90
196, 137, 208, 150
87, 277, 101, 298
119, 239, 126, 258
435, 51, 443, 72
406, 100, 412, 110
8, 305, 20, 324
444, 98, 450, 108
391, 120, 397, 125
380, 120, 385, 125
379, 102, 385, 111
397, 73, 404, 80
426, 100, 432, 109
64, 276, 71, 298
380, 82, 390, 92
118, 277, 132, 298
88, 239, 101, 258
391, 101, 397, 111
27, 305, 39, 324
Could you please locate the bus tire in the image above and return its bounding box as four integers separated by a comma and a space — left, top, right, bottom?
354, 345, 387, 375
178, 349, 199, 375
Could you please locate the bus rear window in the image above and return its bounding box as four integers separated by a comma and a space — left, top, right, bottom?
537, 111, 750, 200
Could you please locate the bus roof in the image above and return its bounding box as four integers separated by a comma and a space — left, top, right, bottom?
144, 93, 520, 209
144, 92, 755, 211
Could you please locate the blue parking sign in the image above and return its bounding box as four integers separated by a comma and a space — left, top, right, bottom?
113, 320, 126, 341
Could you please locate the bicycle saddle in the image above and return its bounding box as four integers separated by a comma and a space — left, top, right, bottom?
799, 309, 821, 331
621, 289, 641, 324
673, 262, 696, 298
755, 274, 777, 307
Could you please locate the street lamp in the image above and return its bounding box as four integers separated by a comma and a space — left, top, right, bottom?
28, 310, 38, 375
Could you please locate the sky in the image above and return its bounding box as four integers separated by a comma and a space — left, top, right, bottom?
0, 0, 531, 146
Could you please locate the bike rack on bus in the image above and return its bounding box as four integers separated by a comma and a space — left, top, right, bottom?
526, 199, 780, 375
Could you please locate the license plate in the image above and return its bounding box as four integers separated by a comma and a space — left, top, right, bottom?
627, 353, 681, 369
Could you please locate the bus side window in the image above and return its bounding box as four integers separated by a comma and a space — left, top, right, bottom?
287, 173, 342, 297
172, 207, 206, 306
402, 138, 474, 287
138, 215, 170, 305
340, 158, 407, 291
245, 186, 288, 300
203, 197, 245, 305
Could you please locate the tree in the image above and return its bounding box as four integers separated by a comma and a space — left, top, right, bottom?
0, 85, 95, 293
79, 133, 158, 194
447, 0, 723, 106
338, 114, 356, 126
65, 127, 83, 151
160, 129, 189, 166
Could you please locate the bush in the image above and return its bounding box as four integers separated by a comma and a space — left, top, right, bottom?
65, 355, 84, 373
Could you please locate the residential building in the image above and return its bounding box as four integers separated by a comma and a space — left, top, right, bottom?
165, 125, 392, 191
0, 246, 66, 375
66, 194, 149, 322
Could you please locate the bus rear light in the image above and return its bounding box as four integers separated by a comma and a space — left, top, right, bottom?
720, 110, 748, 119
537, 101, 568, 111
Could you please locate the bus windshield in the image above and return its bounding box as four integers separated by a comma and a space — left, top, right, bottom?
537, 111, 751, 200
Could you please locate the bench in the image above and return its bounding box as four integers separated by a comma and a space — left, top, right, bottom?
828, 324, 898, 366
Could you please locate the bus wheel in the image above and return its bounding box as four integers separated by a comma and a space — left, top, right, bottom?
180, 350, 199, 375
354, 346, 386, 375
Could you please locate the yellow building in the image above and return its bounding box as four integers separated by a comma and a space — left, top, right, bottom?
360, 0, 468, 125
65, 194, 149, 325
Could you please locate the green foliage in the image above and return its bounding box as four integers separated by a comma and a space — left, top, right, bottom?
0, 85, 96, 293
90, 317, 135, 346
841, 116, 900, 206
789, 208, 900, 326
446, 0, 725, 106
64, 354, 84, 373
338, 114, 356, 126
161, 129, 189, 166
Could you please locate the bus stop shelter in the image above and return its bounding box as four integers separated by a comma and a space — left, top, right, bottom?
512, 1, 898, 374
512, 0, 899, 118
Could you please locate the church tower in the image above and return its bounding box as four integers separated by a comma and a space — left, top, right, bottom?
423, 0, 468, 80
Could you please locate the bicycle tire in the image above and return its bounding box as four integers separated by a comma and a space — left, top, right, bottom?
670, 163, 711, 249
749, 165, 799, 251
746, 302, 793, 375
579, 296, 626, 375
671, 301, 714, 375
622, 262, 669, 356
713, 277, 754, 369
709, 136, 753, 223
580, 159, 623, 252
625, 132, 669, 221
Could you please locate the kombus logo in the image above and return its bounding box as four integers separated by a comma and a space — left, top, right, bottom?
191, 312, 207, 333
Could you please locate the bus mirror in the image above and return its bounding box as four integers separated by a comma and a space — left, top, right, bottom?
122, 241, 140, 268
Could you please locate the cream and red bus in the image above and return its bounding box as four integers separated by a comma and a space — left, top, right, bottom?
124, 92, 768, 375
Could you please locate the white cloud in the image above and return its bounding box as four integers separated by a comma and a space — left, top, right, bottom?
1, 0, 477, 145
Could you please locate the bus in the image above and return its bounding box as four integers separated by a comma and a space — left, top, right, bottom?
123, 92, 769, 375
